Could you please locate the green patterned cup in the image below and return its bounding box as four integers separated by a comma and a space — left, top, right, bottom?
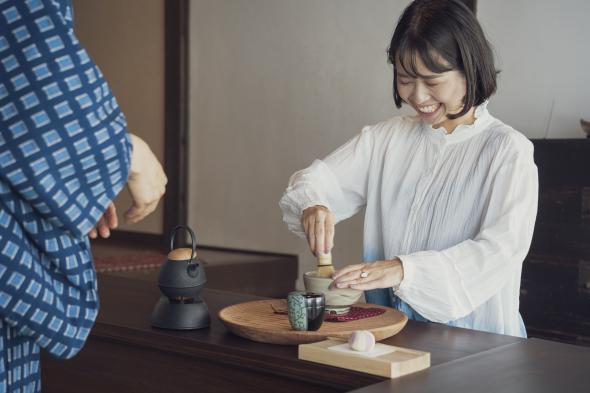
287, 291, 325, 331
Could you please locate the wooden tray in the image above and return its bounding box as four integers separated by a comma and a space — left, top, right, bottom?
299, 339, 430, 378
218, 299, 408, 345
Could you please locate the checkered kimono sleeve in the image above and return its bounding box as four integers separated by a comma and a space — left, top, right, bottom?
0, 0, 132, 391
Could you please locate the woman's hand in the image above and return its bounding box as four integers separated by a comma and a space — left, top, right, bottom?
88, 203, 117, 239
87, 134, 167, 238
124, 134, 167, 224
301, 205, 334, 256
331, 259, 404, 290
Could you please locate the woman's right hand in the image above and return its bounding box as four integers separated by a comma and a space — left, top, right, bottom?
301, 205, 335, 256
124, 134, 168, 224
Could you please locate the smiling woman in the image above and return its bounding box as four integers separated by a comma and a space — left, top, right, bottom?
280, 0, 538, 338
389, 0, 495, 132
395, 58, 472, 133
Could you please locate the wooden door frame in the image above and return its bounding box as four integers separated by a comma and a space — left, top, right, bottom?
163, 0, 189, 236
109, 0, 189, 248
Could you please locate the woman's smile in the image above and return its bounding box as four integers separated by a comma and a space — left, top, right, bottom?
415, 102, 443, 123
417, 103, 440, 113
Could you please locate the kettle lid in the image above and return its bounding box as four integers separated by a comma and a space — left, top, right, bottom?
168, 247, 197, 261
169, 225, 198, 262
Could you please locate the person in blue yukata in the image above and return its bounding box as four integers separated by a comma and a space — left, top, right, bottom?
0, 0, 167, 391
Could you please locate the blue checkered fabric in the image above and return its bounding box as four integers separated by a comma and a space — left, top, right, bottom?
0, 0, 132, 391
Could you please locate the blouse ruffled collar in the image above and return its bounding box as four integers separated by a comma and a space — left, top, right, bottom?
422, 101, 493, 144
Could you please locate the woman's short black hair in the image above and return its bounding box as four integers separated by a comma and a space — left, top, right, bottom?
388, 0, 497, 119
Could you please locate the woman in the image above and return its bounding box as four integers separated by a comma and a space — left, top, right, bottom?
0, 0, 166, 391
280, 0, 538, 337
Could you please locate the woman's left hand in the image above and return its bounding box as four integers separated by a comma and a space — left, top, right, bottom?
88, 203, 118, 239
124, 134, 167, 224
330, 259, 404, 290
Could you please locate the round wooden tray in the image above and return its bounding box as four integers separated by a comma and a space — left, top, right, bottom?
218, 299, 408, 345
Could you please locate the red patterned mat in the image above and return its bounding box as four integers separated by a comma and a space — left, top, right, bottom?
93, 252, 167, 273
270, 303, 386, 323
325, 306, 386, 322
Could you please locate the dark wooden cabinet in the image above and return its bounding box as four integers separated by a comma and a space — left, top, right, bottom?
520, 139, 590, 346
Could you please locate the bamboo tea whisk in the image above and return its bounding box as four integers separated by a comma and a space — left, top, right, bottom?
316, 252, 335, 278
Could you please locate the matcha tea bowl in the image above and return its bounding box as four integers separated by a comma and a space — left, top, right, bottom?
303, 271, 363, 315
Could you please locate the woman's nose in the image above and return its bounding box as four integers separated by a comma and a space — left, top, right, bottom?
409, 83, 429, 103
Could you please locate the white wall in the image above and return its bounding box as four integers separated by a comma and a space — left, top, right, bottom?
479, 0, 590, 139
189, 0, 590, 289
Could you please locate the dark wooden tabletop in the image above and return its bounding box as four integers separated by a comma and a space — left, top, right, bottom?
350, 338, 590, 393
93, 273, 524, 364
43, 274, 529, 391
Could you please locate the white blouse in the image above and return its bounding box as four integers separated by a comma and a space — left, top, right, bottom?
279, 103, 538, 337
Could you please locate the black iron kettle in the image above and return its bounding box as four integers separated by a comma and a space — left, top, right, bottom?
150, 225, 210, 329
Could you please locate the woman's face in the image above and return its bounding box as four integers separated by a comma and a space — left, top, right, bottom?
395, 54, 470, 130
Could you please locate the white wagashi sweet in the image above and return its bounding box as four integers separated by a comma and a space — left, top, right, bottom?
348, 330, 376, 352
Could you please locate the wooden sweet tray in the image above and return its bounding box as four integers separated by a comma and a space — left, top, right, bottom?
218, 299, 408, 345
299, 339, 430, 378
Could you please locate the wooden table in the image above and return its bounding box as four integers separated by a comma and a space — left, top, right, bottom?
41, 274, 587, 392
351, 338, 590, 393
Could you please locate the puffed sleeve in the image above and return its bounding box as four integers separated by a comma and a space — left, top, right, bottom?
395, 143, 538, 323
279, 125, 379, 237
0, 0, 131, 358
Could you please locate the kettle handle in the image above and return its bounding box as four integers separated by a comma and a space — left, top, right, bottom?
169, 225, 197, 262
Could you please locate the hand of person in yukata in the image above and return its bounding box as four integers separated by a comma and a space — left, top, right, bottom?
301, 205, 335, 256
330, 259, 404, 290
124, 134, 167, 224
88, 134, 167, 238
88, 202, 118, 239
